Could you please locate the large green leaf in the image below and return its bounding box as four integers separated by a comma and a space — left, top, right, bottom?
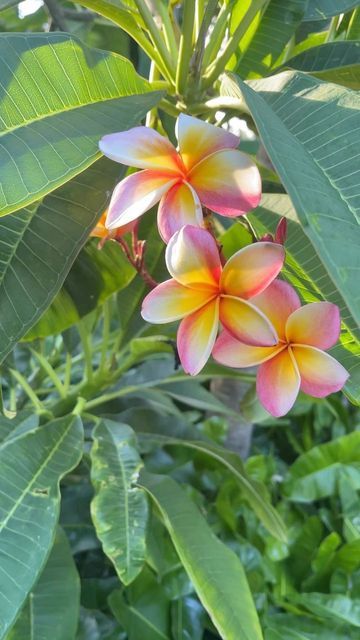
231, 0, 307, 78
284, 431, 360, 501
0, 415, 83, 639
139, 470, 264, 640
0, 158, 130, 362
284, 41, 360, 89
246, 194, 360, 403
139, 433, 287, 542
222, 72, 360, 393
6, 527, 80, 640
0, 33, 161, 216
304, 0, 360, 20
91, 420, 149, 585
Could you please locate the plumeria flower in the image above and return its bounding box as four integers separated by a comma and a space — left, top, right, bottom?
91, 210, 137, 245
213, 280, 349, 417
99, 114, 261, 242
141, 226, 285, 375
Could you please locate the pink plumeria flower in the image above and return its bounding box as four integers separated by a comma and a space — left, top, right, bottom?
99, 114, 261, 242
91, 210, 137, 244
213, 280, 349, 417
141, 226, 285, 375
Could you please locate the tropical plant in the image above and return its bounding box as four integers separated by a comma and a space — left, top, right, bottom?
0, 0, 359, 638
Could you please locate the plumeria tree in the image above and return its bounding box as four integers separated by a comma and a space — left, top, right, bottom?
0, 1, 359, 639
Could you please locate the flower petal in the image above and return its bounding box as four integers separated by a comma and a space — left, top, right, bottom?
221, 242, 285, 300
99, 127, 182, 173
177, 299, 219, 375
286, 302, 341, 350
106, 170, 177, 229
219, 295, 278, 346
293, 345, 349, 397
257, 348, 301, 417
252, 279, 301, 340
157, 181, 204, 243
141, 279, 215, 324
176, 113, 239, 172
213, 330, 283, 368
165, 225, 221, 290
189, 149, 261, 216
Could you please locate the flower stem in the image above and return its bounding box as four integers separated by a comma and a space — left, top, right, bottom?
78, 321, 94, 384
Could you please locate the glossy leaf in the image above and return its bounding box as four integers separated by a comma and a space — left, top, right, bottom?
0, 158, 131, 361
139, 470, 264, 640
140, 433, 287, 542
91, 420, 149, 585
284, 41, 360, 89
304, 0, 360, 20
246, 194, 360, 403
222, 72, 360, 402
7, 528, 80, 640
285, 431, 360, 501
0, 33, 161, 216
0, 415, 83, 638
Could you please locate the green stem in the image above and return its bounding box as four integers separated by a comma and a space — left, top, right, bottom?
326, 14, 340, 42
153, 0, 178, 60
201, 0, 268, 90
63, 352, 72, 394
159, 97, 181, 116
175, 0, 196, 95
10, 368, 46, 414
190, 0, 218, 87
78, 322, 94, 384
187, 95, 250, 115
134, 0, 176, 82
99, 299, 111, 374
202, 2, 230, 69
195, 0, 205, 38
30, 349, 66, 399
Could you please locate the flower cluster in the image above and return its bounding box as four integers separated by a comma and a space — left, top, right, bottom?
99, 115, 349, 417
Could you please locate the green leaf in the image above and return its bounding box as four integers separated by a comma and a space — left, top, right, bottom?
222, 72, 360, 402
90, 420, 149, 585
292, 592, 360, 627
171, 597, 205, 640
6, 527, 80, 640
139, 433, 287, 543
0, 158, 130, 362
109, 568, 171, 640
0, 415, 83, 639
285, 431, 360, 501
139, 470, 264, 640
0, 32, 161, 216
265, 613, 354, 639
246, 194, 360, 403
284, 41, 360, 89
304, 0, 360, 20
231, 0, 307, 78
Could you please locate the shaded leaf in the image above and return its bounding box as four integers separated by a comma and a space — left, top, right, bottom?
304, 0, 360, 20
7, 527, 80, 640
0, 415, 83, 638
